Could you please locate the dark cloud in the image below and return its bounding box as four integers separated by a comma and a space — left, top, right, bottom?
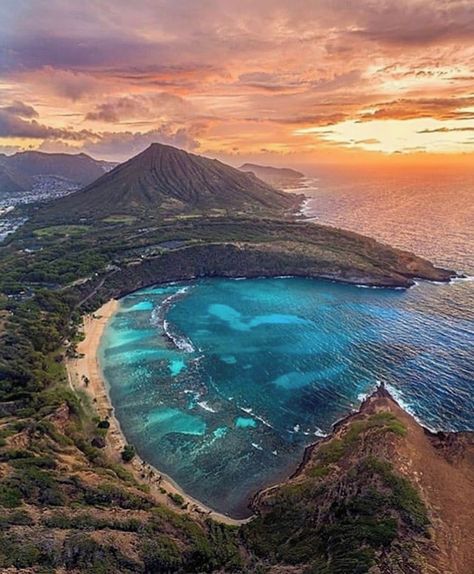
311, 70, 362, 91
417, 126, 474, 134
0, 99, 200, 159
2, 1, 471, 77
0, 34, 164, 74
0, 100, 94, 140
237, 72, 301, 92
0, 110, 95, 140
2, 100, 38, 118
236, 69, 362, 94
270, 113, 349, 126
1, 1, 474, 158
0, 91, 201, 160
336, 0, 474, 46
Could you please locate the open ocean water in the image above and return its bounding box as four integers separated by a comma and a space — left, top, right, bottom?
100, 169, 474, 518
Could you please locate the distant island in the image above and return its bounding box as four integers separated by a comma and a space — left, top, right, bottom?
239, 162, 306, 189
0, 143, 470, 574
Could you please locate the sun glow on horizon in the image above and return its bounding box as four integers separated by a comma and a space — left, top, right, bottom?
296, 118, 474, 154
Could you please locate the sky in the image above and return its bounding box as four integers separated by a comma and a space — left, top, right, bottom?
1, 0, 474, 168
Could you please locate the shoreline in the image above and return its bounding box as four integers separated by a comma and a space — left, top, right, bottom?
66, 299, 250, 526
66, 283, 465, 525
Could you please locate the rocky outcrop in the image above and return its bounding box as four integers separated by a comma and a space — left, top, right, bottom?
246, 386, 474, 574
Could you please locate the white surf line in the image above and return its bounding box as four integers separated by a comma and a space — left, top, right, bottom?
151, 285, 196, 353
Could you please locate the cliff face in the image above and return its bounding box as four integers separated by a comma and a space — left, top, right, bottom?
245, 387, 474, 574
65, 223, 454, 313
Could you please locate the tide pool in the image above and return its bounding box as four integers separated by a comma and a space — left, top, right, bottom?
100, 277, 474, 517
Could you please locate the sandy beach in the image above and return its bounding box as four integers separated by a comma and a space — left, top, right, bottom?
66, 299, 250, 526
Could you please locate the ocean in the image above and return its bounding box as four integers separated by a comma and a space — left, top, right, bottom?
99, 168, 474, 518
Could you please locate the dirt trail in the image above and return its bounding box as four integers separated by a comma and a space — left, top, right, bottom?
363, 391, 474, 574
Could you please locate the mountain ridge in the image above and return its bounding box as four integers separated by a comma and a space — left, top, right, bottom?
5, 150, 115, 186
0, 151, 115, 194
38, 143, 300, 220
246, 385, 474, 573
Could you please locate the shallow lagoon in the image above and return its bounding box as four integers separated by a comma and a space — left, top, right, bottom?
100, 277, 474, 517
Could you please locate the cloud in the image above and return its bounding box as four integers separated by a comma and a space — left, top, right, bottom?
357, 97, 474, 122
0, 100, 93, 140
311, 70, 362, 91
236, 69, 363, 94
0, 144, 25, 155
37, 140, 82, 154
82, 126, 200, 160
0, 32, 163, 74
2, 100, 38, 118
20, 67, 107, 101
0, 110, 94, 140
272, 113, 349, 126
0, 98, 200, 159
348, 0, 474, 46
0, 93, 202, 159
1, 1, 474, 158
417, 126, 474, 133
355, 138, 380, 144
237, 72, 301, 92
0, 99, 101, 143
85, 93, 191, 123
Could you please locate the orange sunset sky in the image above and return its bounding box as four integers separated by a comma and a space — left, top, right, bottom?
1, 0, 474, 169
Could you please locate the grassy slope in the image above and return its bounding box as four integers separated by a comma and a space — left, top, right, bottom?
245, 387, 474, 574
1, 375, 471, 573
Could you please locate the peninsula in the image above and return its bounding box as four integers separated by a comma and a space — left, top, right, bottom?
239, 162, 306, 189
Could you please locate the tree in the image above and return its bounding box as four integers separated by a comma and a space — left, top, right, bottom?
121, 445, 135, 463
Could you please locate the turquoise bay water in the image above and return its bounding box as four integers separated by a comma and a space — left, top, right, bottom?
100, 276, 474, 517
100, 171, 474, 517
